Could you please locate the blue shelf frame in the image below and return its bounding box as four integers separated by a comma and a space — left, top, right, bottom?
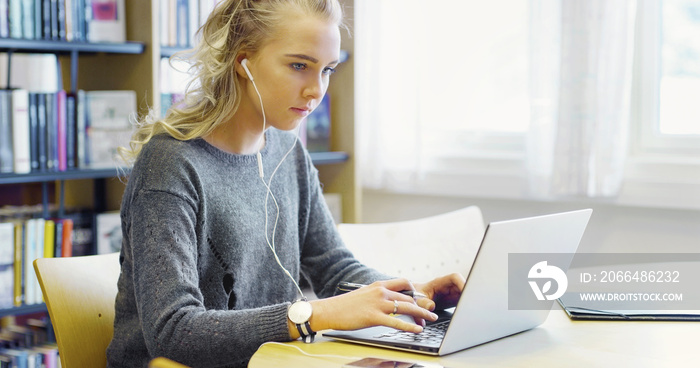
0, 152, 348, 185
309, 151, 349, 165
0, 39, 145, 93
0, 303, 47, 318
0, 168, 123, 185
0, 39, 145, 54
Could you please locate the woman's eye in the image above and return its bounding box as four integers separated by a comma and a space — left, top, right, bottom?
323, 66, 337, 75
291, 63, 307, 71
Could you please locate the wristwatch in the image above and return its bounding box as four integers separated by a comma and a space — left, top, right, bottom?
288, 298, 315, 343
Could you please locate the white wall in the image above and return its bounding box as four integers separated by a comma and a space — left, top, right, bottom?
362, 190, 700, 254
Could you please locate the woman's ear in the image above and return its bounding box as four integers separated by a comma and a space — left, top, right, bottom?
235, 53, 252, 80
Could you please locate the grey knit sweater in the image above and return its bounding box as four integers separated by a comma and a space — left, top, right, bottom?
106, 130, 387, 368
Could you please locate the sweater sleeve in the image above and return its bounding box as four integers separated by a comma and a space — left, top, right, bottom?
122, 188, 292, 367
298, 156, 391, 299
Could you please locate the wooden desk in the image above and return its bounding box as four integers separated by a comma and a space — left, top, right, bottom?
249, 309, 699, 367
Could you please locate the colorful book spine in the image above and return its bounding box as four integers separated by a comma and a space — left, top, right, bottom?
13, 222, 23, 306
60, 218, 73, 257
43, 219, 55, 258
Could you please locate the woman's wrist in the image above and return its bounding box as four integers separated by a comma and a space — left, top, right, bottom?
287, 299, 330, 340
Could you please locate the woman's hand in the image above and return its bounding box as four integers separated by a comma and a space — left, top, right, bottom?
413, 273, 466, 312
303, 279, 438, 337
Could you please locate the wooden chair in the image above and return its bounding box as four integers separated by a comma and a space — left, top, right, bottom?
149, 357, 191, 368
337, 206, 486, 282
33, 252, 121, 368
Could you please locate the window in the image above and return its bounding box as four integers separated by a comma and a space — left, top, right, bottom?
634, 0, 700, 155
356, 0, 700, 209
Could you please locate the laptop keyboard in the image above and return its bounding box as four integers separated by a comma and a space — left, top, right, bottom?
373, 320, 449, 345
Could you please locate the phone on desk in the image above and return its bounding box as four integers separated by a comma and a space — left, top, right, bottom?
343, 357, 444, 368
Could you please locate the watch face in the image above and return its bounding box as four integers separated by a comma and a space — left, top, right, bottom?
288, 300, 313, 324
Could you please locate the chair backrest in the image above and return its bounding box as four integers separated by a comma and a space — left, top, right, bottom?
33, 252, 121, 368
337, 206, 486, 282
149, 357, 191, 368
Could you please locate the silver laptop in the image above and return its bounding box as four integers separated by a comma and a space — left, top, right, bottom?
324, 209, 593, 356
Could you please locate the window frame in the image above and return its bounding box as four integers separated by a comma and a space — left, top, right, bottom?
631, 0, 700, 157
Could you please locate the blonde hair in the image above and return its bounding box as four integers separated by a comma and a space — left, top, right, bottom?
120, 0, 345, 166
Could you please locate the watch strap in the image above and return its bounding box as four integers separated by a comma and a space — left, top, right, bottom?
296, 321, 316, 343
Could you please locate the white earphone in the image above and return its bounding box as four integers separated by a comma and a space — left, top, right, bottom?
240, 57, 305, 299
241, 58, 255, 81
241, 58, 266, 178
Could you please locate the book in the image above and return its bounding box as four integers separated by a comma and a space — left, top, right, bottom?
28, 92, 39, 172
0, 222, 14, 309
8, 0, 22, 39
0, 89, 13, 173
11, 89, 31, 174
64, 0, 74, 40
65, 212, 90, 256
33, 0, 42, 40
0, 53, 60, 93
21, 0, 35, 39
31, 218, 44, 304
52, 218, 63, 258
95, 211, 121, 254
56, 90, 67, 171
36, 93, 47, 171
0, 0, 8, 38
57, 0, 66, 40
87, 0, 125, 43
74, 0, 86, 41
42, 0, 51, 40
59, 217, 73, 257
0, 349, 27, 368
13, 222, 23, 306
23, 219, 36, 305
44, 93, 57, 172
82, 0, 91, 42
76, 89, 87, 167
65, 92, 76, 169
43, 219, 55, 258
85, 90, 135, 167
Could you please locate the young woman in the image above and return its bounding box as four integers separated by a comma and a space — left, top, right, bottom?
107, 1, 465, 367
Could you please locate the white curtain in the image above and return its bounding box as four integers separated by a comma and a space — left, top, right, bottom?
355, 0, 637, 198
527, 0, 637, 198
355, 0, 423, 190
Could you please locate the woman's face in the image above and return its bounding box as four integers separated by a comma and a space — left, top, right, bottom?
240, 12, 341, 132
